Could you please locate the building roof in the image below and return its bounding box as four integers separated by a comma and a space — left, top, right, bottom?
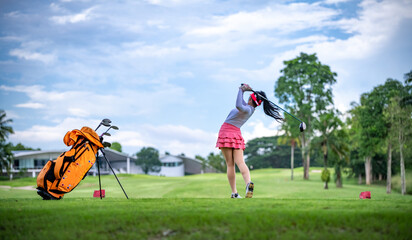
99, 148, 137, 162
160, 155, 183, 163
12, 150, 65, 158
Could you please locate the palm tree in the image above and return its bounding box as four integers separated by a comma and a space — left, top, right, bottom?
312, 109, 342, 189
0, 110, 14, 142
278, 114, 301, 180
0, 110, 14, 172
0, 142, 13, 173
329, 127, 350, 188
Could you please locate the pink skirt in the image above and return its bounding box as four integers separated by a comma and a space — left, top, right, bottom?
216, 122, 245, 150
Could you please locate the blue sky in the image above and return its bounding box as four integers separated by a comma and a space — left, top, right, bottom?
1, 0, 411, 157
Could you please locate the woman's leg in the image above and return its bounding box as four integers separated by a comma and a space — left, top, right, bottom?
221, 147, 237, 194
233, 149, 251, 185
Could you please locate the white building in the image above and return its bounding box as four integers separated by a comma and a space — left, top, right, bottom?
7, 150, 63, 178
92, 148, 142, 175
158, 154, 219, 177
159, 155, 184, 177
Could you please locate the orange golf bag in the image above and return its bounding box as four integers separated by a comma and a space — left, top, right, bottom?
36, 126, 104, 200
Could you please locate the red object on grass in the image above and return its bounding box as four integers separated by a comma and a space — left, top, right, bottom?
359, 191, 371, 199
93, 190, 105, 198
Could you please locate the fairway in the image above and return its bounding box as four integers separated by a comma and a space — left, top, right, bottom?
1, 168, 412, 239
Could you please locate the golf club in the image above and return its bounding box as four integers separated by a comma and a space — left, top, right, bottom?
103, 125, 119, 135
242, 84, 306, 132
102, 142, 112, 148
95, 118, 112, 131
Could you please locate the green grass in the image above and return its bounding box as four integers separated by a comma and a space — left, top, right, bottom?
1, 168, 412, 239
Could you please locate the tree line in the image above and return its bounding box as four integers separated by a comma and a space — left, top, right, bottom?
270, 52, 411, 194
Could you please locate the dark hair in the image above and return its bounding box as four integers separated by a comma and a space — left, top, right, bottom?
253, 91, 284, 122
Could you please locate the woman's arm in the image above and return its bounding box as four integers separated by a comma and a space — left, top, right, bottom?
236, 88, 252, 113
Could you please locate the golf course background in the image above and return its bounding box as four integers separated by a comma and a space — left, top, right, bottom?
1, 168, 412, 239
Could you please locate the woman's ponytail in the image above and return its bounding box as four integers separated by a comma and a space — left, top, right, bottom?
254, 91, 283, 122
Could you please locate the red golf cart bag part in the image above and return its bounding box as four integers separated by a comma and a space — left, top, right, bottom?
36, 126, 104, 199
359, 191, 371, 199
93, 189, 105, 198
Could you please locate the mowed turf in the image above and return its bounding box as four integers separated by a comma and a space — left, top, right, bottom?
1, 168, 412, 239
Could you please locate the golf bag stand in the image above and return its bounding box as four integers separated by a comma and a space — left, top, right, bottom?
96, 149, 129, 199
96, 151, 103, 199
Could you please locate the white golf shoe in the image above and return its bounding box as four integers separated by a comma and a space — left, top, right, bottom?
231, 193, 242, 198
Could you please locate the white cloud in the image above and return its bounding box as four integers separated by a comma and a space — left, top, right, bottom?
210, 0, 412, 85
306, 0, 412, 61
9, 49, 55, 64
242, 120, 279, 142
1, 83, 190, 118
127, 44, 182, 58
50, 7, 95, 24
15, 102, 45, 109
323, 0, 352, 5
9, 117, 102, 146
147, 20, 169, 29
145, 0, 205, 6
187, 3, 338, 37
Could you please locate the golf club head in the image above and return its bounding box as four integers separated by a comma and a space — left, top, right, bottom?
103, 142, 112, 148
299, 122, 306, 132
110, 125, 119, 130
101, 118, 112, 127
95, 118, 112, 131
102, 132, 111, 137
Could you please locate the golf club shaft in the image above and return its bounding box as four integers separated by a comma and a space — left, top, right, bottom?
100, 149, 129, 199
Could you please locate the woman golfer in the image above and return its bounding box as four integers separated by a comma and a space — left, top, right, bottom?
216, 84, 283, 198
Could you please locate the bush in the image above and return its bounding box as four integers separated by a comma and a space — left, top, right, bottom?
321, 169, 330, 183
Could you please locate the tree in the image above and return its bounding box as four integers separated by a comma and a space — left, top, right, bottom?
347, 102, 366, 184
400, 70, 412, 107
387, 96, 412, 195
384, 98, 398, 193
245, 136, 302, 169
329, 127, 350, 188
278, 114, 301, 180
135, 147, 161, 174
357, 79, 404, 186
0, 110, 14, 142
275, 52, 337, 180
0, 142, 13, 173
356, 81, 393, 185
110, 142, 122, 152
0, 110, 14, 173
195, 155, 207, 173
9, 143, 40, 151
312, 109, 343, 189
207, 152, 226, 173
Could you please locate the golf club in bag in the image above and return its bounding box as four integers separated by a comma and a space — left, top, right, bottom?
36, 119, 128, 200
242, 84, 306, 132
95, 122, 128, 199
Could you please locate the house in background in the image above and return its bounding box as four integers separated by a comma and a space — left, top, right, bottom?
5, 149, 219, 178
159, 154, 219, 177
6, 150, 63, 178
90, 148, 142, 175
